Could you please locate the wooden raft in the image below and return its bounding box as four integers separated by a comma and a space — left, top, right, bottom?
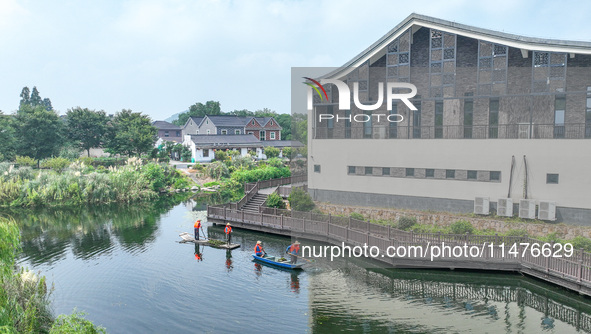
178, 232, 240, 249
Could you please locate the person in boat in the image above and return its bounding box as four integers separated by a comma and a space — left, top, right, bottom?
224, 223, 232, 245
286, 241, 301, 264
194, 220, 202, 240
254, 241, 266, 257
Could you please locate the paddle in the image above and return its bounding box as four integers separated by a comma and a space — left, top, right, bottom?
286, 252, 314, 263
200, 227, 207, 240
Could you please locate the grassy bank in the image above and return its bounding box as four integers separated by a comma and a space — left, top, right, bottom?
0, 216, 106, 333
0, 158, 193, 208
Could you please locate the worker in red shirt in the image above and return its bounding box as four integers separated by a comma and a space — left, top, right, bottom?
194, 220, 202, 240
286, 241, 300, 264
254, 241, 266, 257
224, 223, 232, 245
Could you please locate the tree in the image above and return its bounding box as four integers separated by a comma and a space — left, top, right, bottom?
288, 188, 315, 212
275, 113, 292, 140
0, 112, 16, 161
42, 98, 53, 111
105, 109, 157, 157
264, 146, 280, 159
14, 105, 64, 166
30, 87, 42, 106
173, 100, 222, 126
19, 87, 30, 106
66, 107, 109, 157
282, 147, 294, 163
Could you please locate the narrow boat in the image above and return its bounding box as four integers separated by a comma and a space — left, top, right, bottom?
252, 254, 304, 270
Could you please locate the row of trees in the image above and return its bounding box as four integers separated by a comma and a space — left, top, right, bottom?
0, 87, 157, 164
172, 100, 308, 142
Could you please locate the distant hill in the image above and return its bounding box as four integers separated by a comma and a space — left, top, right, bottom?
165, 110, 187, 123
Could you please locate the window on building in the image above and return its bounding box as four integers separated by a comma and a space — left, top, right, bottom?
464, 94, 473, 139
221, 129, 227, 135
345, 110, 351, 139
260, 130, 266, 141
348, 166, 356, 174
586, 87, 591, 138
435, 101, 443, 138
446, 169, 455, 179
382, 167, 390, 176
554, 96, 565, 138
467, 170, 477, 180
413, 99, 421, 138
363, 111, 372, 138
546, 173, 559, 184
235, 130, 240, 135
176, 131, 181, 137
490, 171, 501, 181
207, 130, 210, 135
270, 120, 273, 125
252, 120, 255, 125
426, 169, 435, 178
489, 98, 499, 139
206, 120, 209, 124
270, 132, 276, 140
365, 167, 373, 175
248, 131, 253, 135
314, 165, 321, 173
406, 168, 415, 177
389, 104, 398, 139
203, 149, 209, 158
164, 131, 169, 137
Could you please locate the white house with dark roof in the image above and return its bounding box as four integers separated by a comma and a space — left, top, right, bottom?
183, 134, 264, 162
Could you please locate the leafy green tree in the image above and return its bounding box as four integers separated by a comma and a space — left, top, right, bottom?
174, 100, 222, 126
264, 146, 280, 159
292, 113, 307, 143
0, 112, 16, 161
266, 193, 286, 209
67, 107, 109, 157
228, 109, 254, 117
288, 188, 315, 212
282, 147, 293, 162
42, 98, 53, 111
30, 86, 42, 106
19, 87, 30, 106
275, 113, 292, 140
105, 109, 157, 157
14, 105, 64, 166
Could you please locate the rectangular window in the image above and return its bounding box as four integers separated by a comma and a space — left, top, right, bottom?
554, 96, 565, 138
207, 129, 210, 135
489, 98, 499, 139
221, 129, 227, 135
467, 170, 477, 180
405, 168, 415, 177
586, 87, 591, 138
382, 167, 390, 176
164, 131, 169, 137
389, 104, 398, 139
412, 100, 421, 138
203, 149, 209, 158
546, 173, 559, 184
365, 167, 373, 175
235, 130, 240, 135
260, 130, 266, 141
490, 171, 501, 181
435, 101, 443, 138
345, 110, 351, 138
446, 169, 455, 179
464, 96, 473, 139
176, 131, 181, 137
363, 111, 372, 138
314, 165, 321, 173
270, 132, 276, 140
426, 169, 435, 178
348, 166, 356, 174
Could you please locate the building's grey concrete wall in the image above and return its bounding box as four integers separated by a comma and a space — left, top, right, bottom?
182, 118, 201, 137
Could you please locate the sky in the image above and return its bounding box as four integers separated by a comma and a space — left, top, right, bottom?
0, 0, 590, 121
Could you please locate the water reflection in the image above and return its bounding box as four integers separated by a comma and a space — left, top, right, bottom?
225, 249, 233, 272
194, 244, 203, 262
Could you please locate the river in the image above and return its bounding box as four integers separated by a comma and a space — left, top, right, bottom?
13, 199, 591, 333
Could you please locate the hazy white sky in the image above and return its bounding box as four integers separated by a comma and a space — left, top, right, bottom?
0, 0, 589, 120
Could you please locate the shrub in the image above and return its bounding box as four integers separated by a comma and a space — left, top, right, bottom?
288, 188, 315, 212
59, 146, 82, 160
142, 163, 166, 191
41, 157, 71, 171
570, 236, 591, 252
16, 155, 37, 167
350, 212, 365, 221
206, 161, 230, 179
504, 229, 529, 237
214, 150, 228, 162
264, 147, 280, 159
397, 216, 417, 230
50, 310, 106, 334
203, 181, 220, 187
450, 220, 475, 234
266, 157, 284, 168
266, 193, 286, 209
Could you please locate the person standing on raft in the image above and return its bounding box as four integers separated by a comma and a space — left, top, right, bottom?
224, 223, 232, 245
194, 220, 202, 240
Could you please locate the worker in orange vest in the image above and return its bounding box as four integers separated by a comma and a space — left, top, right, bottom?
194, 220, 202, 240
286, 241, 300, 264
224, 223, 232, 245
254, 241, 266, 257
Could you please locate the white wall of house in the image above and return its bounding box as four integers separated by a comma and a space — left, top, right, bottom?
308, 138, 591, 210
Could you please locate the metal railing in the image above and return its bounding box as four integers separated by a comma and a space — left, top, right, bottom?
315, 123, 591, 140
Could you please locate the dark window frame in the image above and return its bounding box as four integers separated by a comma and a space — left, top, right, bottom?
467, 170, 477, 180
446, 169, 455, 179
490, 171, 501, 181
426, 169, 435, 178
405, 168, 415, 177
364, 167, 373, 175
314, 165, 321, 173
382, 167, 390, 176
348, 166, 356, 174
546, 173, 559, 184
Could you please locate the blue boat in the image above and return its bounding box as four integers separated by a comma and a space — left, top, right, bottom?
252, 254, 304, 270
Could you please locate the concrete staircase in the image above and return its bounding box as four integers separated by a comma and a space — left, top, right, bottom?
241, 193, 268, 213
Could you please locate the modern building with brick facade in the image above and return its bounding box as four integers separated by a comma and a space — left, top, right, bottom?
307, 14, 591, 224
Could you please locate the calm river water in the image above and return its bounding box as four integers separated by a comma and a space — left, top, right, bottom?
13, 199, 591, 333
